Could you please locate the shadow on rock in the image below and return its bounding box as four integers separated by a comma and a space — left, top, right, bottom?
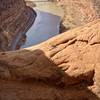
0, 49, 99, 100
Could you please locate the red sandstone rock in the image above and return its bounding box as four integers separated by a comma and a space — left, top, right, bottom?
58, 0, 99, 32
0, 0, 100, 100
0, 19, 100, 100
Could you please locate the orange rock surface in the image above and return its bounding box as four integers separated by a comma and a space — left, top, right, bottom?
58, 0, 99, 31
0, 19, 100, 100
0, 0, 100, 100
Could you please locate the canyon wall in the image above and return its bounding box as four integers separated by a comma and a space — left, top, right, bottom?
0, 0, 36, 51
57, 0, 99, 32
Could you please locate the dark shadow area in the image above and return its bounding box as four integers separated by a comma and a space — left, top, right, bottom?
0, 49, 100, 100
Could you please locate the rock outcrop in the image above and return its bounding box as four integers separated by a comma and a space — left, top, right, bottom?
0, 0, 36, 51
57, 0, 99, 32
0, 19, 100, 100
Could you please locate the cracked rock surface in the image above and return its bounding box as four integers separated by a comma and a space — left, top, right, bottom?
0, 19, 100, 100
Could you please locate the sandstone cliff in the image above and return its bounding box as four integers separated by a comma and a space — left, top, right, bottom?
0, 0, 36, 51
57, 0, 99, 32
0, 19, 100, 100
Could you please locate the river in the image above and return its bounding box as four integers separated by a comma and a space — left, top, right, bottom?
21, 0, 64, 48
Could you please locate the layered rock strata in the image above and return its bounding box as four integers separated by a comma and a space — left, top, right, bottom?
0, 19, 100, 100
0, 0, 36, 51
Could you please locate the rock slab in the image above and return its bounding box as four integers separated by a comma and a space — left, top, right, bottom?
0, 19, 100, 100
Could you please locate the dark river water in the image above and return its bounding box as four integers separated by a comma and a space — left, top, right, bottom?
20, 1, 64, 48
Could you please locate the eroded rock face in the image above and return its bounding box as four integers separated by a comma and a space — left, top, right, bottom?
0, 0, 36, 51
0, 19, 100, 100
57, 0, 99, 32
